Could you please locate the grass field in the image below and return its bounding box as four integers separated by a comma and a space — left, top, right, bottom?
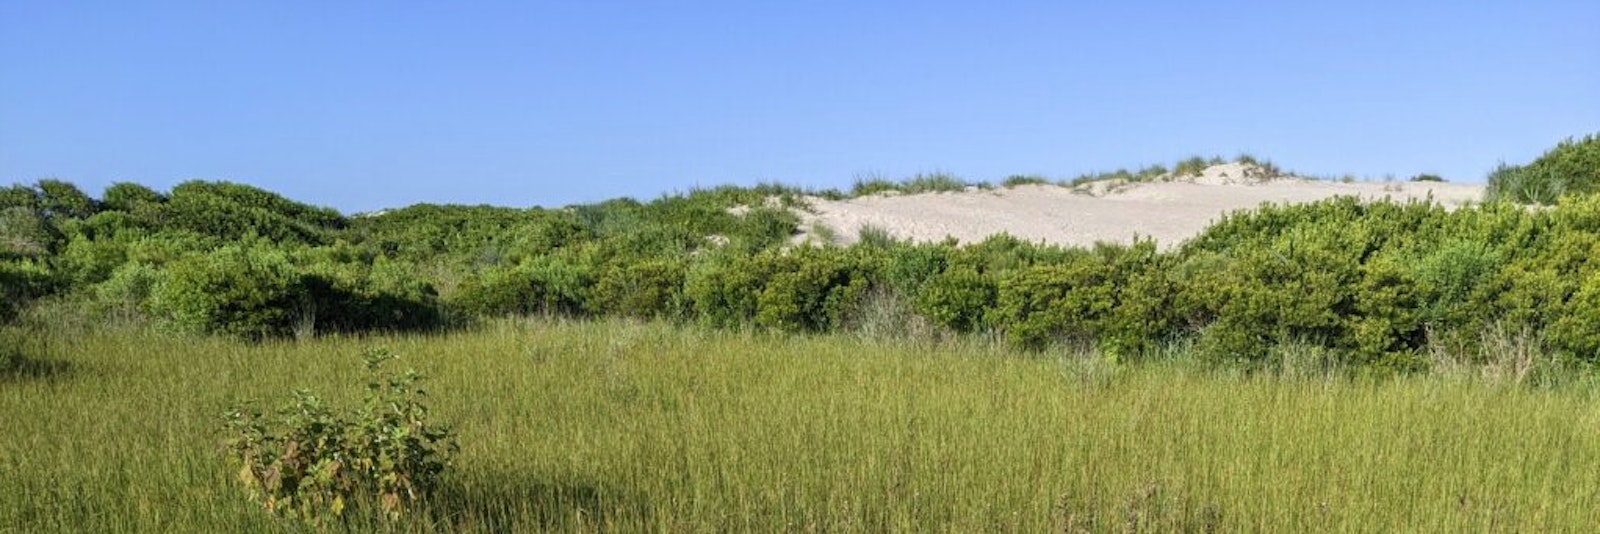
4, 318, 1600, 532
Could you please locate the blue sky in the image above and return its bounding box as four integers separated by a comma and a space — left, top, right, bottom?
2, 1, 1597, 213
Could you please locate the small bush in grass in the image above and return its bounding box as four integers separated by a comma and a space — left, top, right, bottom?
1410, 173, 1445, 182
223, 348, 457, 526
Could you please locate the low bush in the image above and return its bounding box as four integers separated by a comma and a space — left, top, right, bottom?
590, 258, 687, 319
1486, 134, 1600, 204
223, 348, 457, 525
149, 243, 305, 339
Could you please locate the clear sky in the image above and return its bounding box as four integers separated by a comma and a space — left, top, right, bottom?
3, 1, 1597, 213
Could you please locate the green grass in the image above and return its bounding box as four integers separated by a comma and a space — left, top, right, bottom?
851, 172, 975, 197
5, 318, 1600, 531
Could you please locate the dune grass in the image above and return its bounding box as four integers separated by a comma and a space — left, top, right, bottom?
4, 318, 1600, 532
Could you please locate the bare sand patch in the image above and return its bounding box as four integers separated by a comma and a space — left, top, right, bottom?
795, 165, 1483, 249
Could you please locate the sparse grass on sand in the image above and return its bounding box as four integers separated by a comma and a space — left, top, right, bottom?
4, 318, 1600, 531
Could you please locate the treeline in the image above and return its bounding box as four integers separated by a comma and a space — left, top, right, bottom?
3, 135, 1598, 372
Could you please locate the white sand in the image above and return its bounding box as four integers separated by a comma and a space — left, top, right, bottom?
795, 164, 1484, 249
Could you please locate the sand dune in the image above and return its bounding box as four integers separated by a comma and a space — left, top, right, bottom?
795, 164, 1484, 249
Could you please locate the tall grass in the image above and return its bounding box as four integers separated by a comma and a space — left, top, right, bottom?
4, 318, 1600, 531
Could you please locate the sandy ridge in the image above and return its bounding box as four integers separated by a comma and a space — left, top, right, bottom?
793, 164, 1484, 249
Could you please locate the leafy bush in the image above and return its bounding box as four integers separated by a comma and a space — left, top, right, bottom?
92, 262, 164, 318
33, 179, 98, 220
224, 349, 457, 525
451, 249, 598, 319
914, 266, 996, 333
992, 242, 1170, 353
0, 206, 61, 259
1486, 134, 1600, 204
150, 243, 305, 339
685, 246, 874, 331
161, 181, 346, 245
1, 259, 58, 323
101, 182, 166, 212
591, 258, 687, 319
754, 247, 874, 332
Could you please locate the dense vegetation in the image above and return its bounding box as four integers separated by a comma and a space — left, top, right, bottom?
3, 136, 1600, 373
5, 135, 1600, 530
1485, 134, 1600, 204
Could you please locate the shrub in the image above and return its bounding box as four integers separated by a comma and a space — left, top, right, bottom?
35, 179, 97, 220
1485, 163, 1563, 205
685, 246, 874, 331
683, 252, 765, 328
755, 246, 873, 332
1412, 239, 1503, 329
0, 206, 61, 259
150, 243, 305, 339
914, 266, 996, 333
591, 258, 687, 319
224, 348, 457, 525
56, 234, 129, 287
451, 250, 597, 319
0, 259, 58, 323
1410, 173, 1445, 182
101, 182, 166, 212
857, 225, 904, 248
161, 181, 346, 245
879, 243, 952, 296
92, 262, 164, 318
991, 242, 1169, 353
1486, 134, 1600, 205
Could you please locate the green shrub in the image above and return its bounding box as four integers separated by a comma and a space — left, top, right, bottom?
101, 182, 166, 212
1486, 134, 1600, 204
150, 243, 305, 339
224, 348, 457, 525
36, 179, 97, 220
857, 225, 904, 248
1412, 240, 1504, 328
296, 258, 442, 335
684, 251, 765, 328
850, 173, 970, 196
880, 243, 952, 296
451, 249, 597, 319
591, 258, 687, 319
914, 266, 996, 333
161, 181, 346, 245
755, 246, 873, 332
56, 234, 129, 287
0, 206, 61, 259
900, 172, 970, 194
992, 242, 1169, 353
92, 262, 164, 318
451, 266, 535, 317
1485, 164, 1563, 205
0, 184, 40, 211
685, 246, 874, 331
0, 259, 58, 323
